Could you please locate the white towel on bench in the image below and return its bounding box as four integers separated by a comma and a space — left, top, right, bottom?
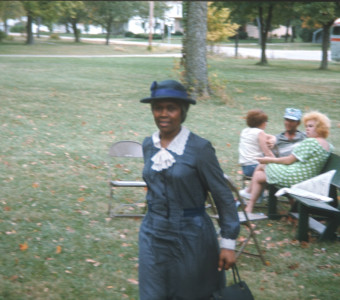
275, 170, 336, 202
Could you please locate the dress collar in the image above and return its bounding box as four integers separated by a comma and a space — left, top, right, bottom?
151, 127, 190, 171
152, 126, 190, 155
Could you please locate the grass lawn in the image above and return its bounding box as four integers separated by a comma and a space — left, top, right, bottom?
1, 37, 340, 300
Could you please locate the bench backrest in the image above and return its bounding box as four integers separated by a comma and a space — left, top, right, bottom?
321, 153, 340, 189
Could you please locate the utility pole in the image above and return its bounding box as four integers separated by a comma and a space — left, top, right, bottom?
148, 1, 154, 51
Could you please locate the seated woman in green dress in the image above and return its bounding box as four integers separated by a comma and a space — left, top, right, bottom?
241, 111, 333, 213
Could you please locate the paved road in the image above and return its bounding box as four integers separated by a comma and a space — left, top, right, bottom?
1, 34, 331, 61
93, 37, 331, 61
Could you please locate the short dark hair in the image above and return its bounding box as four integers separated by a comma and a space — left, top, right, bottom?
246, 109, 268, 128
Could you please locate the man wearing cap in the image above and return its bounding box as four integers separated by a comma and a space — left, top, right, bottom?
271, 108, 307, 157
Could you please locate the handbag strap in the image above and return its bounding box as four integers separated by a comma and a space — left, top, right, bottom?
230, 264, 242, 284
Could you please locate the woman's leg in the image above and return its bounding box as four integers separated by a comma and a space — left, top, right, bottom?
244, 164, 264, 194
245, 165, 267, 213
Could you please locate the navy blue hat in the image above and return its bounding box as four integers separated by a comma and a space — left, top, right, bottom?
140, 80, 196, 105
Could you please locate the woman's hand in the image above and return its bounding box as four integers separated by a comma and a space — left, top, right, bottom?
258, 154, 297, 165
218, 249, 236, 271
257, 156, 272, 164
266, 134, 277, 149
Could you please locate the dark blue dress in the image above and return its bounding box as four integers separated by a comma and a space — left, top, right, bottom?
138, 131, 240, 300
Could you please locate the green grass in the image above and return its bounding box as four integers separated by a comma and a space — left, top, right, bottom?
0, 35, 180, 55
1, 38, 340, 300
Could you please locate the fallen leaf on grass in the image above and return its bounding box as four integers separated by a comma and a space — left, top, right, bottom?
86, 258, 101, 267
6, 230, 16, 235
280, 251, 292, 257
127, 278, 139, 285
254, 95, 272, 101
19, 242, 28, 251
317, 264, 332, 269
300, 241, 309, 248
32, 182, 39, 188
288, 263, 300, 270
77, 197, 85, 202
56, 246, 62, 254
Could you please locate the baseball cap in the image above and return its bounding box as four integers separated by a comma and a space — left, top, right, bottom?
283, 108, 302, 121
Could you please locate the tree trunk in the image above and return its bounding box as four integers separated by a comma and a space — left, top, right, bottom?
36, 17, 41, 38
291, 25, 296, 43
257, 4, 273, 65
184, 1, 209, 98
105, 19, 113, 45
4, 19, 9, 35
148, 1, 154, 50
235, 31, 239, 57
180, 1, 189, 66
71, 20, 80, 43
319, 22, 332, 70
105, 29, 110, 45
285, 19, 290, 42
26, 12, 34, 45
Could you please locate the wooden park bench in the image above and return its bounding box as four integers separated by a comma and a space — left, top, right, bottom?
267, 152, 340, 242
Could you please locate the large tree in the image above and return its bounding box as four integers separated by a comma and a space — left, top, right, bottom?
295, 2, 340, 70
217, 1, 292, 65
59, 1, 87, 43
135, 1, 169, 35
20, 1, 40, 44
86, 1, 138, 45
207, 2, 239, 52
0, 1, 23, 35
20, 1, 60, 44
182, 1, 209, 98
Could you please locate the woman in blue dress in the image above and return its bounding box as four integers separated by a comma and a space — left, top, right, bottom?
138, 80, 240, 300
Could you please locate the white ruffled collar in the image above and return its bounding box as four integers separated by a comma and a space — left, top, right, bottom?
151, 127, 190, 171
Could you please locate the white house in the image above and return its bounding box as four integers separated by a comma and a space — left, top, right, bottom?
126, 1, 183, 35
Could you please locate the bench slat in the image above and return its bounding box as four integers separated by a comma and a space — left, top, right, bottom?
289, 212, 326, 234
288, 195, 340, 213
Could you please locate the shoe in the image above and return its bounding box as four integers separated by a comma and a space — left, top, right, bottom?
239, 189, 251, 199
235, 200, 241, 208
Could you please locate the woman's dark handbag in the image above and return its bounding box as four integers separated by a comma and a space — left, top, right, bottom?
212, 265, 254, 300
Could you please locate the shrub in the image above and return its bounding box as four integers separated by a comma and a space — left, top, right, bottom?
152, 33, 162, 40
230, 31, 248, 40
135, 33, 148, 39
10, 22, 25, 33
133, 33, 162, 40
49, 33, 60, 40
298, 27, 314, 42
124, 31, 135, 38
173, 31, 183, 36
0, 30, 6, 42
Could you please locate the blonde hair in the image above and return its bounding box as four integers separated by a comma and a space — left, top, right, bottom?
302, 111, 331, 138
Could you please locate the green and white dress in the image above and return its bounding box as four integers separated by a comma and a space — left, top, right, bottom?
266, 138, 333, 188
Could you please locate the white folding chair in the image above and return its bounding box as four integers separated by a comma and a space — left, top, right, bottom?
108, 141, 147, 218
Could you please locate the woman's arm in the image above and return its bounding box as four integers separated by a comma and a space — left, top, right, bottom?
258, 131, 275, 157
257, 154, 297, 165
